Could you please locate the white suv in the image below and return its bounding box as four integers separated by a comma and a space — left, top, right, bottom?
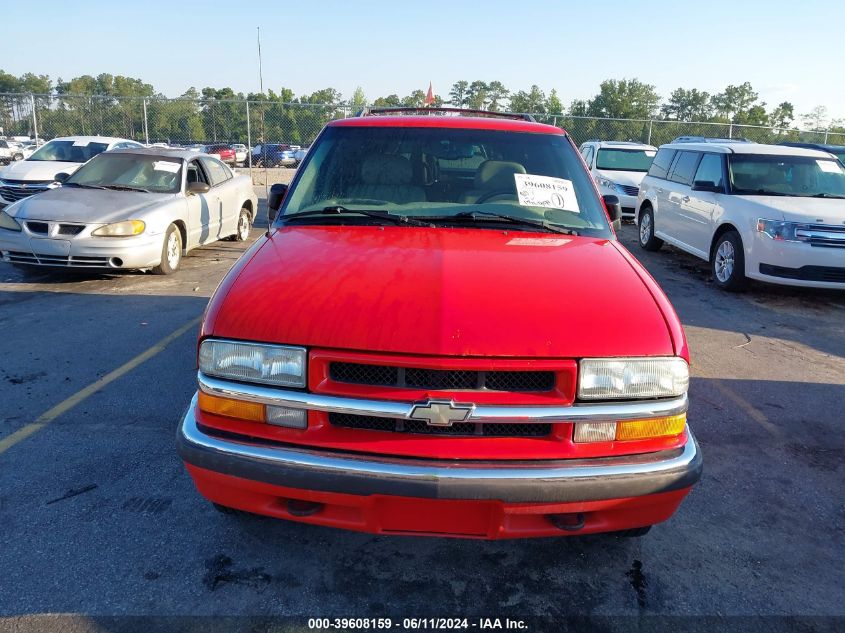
579, 140, 657, 218
635, 141, 845, 290
0, 136, 142, 206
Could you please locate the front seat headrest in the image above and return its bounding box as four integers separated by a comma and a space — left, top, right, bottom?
360, 154, 414, 185
474, 160, 527, 189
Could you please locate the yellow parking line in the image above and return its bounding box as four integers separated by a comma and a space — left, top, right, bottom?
712, 380, 782, 437
0, 316, 202, 455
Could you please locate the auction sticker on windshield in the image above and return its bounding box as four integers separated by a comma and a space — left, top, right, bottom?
514, 174, 580, 213
153, 161, 181, 173
817, 160, 843, 173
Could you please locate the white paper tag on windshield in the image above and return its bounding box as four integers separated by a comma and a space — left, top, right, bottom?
153, 161, 181, 173
816, 160, 843, 173
514, 174, 580, 213
72, 140, 91, 146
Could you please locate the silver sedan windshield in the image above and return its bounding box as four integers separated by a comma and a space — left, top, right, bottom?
67, 154, 183, 194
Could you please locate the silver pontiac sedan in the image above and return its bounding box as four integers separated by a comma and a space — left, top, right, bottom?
0, 148, 258, 274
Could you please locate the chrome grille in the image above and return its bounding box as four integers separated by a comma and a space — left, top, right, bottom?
618, 184, 639, 196
329, 412, 552, 437
5, 251, 111, 268
0, 181, 52, 203
25, 221, 49, 235
58, 224, 85, 236
797, 224, 845, 249
329, 362, 556, 392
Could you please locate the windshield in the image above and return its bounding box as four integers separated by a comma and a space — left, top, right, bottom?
66, 153, 182, 193
28, 140, 110, 163
281, 126, 611, 237
728, 154, 845, 197
595, 148, 656, 172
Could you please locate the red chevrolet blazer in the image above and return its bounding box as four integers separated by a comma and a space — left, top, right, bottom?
178, 108, 701, 539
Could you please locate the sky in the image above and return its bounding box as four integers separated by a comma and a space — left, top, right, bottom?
3, 0, 844, 124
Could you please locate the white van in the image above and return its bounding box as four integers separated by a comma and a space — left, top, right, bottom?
579, 140, 657, 217
635, 141, 845, 290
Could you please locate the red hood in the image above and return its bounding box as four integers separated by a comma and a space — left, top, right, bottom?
205, 226, 675, 358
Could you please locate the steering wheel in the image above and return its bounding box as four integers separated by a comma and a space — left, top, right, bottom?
474, 189, 517, 204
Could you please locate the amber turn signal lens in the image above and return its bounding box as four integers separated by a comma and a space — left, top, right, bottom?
615, 414, 687, 441
198, 392, 265, 422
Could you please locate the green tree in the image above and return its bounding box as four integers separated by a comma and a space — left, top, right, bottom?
401, 90, 426, 108
466, 80, 488, 110
449, 81, 469, 108
486, 81, 509, 111
349, 86, 367, 110
510, 85, 546, 115
802, 105, 828, 131
587, 78, 659, 119
660, 88, 712, 121
768, 102, 794, 129
546, 89, 563, 116
372, 94, 401, 107
712, 82, 758, 122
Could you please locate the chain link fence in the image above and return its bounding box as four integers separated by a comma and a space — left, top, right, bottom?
2, 93, 844, 183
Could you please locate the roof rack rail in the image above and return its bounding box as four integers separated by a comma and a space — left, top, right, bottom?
355, 106, 537, 123
671, 136, 752, 144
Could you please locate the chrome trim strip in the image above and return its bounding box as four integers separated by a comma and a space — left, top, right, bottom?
197, 372, 688, 422
796, 229, 845, 241
177, 394, 702, 502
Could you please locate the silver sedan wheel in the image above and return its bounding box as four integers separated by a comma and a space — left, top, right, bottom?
639, 213, 652, 245
166, 231, 181, 270
238, 212, 250, 240
714, 239, 735, 283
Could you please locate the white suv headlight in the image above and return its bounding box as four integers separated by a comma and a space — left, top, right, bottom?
578, 357, 688, 400
199, 339, 306, 387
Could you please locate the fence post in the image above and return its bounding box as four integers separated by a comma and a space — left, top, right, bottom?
30, 93, 39, 143
647, 119, 653, 145
245, 99, 253, 182
142, 98, 150, 145
728, 123, 733, 139
824, 127, 829, 143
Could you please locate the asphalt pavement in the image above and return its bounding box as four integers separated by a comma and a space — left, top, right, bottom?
0, 205, 843, 630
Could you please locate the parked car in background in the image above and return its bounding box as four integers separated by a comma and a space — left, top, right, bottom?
0, 147, 257, 274
205, 144, 237, 166
231, 144, 248, 166
251, 143, 298, 167
579, 140, 657, 218
177, 108, 700, 540
779, 141, 845, 164
0, 136, 143, 206
292, 146, 308, 166
636, 141, 845, 290
0, 140, 20, 165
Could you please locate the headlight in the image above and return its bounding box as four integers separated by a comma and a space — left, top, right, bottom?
596, 177, 624, 194
578, 357, 689, 400
756, 218, 803, 242
0, 209, 21, 232
199, 339, 306, 388
92, 220, 146, 237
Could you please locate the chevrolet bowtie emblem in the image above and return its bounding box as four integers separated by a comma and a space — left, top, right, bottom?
409, 399, 475, 427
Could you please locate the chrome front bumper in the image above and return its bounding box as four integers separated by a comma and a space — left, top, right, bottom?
178, 376, 701, 503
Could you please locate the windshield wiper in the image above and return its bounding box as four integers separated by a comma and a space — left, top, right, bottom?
283, 206, 428, 226
430, 211, 578, 235
807, 193, 845, 199
102, 184, 152, 193
62, 182, 107, 190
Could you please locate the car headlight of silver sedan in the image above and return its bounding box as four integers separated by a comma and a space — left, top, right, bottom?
0, 209, 22, 232
92, 220, 146, 237
578, 357, 689, 400
199, 339, 307, 388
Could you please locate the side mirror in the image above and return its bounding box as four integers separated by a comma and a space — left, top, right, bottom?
54, 172, 70, 184
186, 181, 210, 195
692, 180, 721, 193
267, 183, 288, 222
602, 194, 622, 222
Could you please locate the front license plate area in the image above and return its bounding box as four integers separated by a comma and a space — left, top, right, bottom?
30, 238, 71, 256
